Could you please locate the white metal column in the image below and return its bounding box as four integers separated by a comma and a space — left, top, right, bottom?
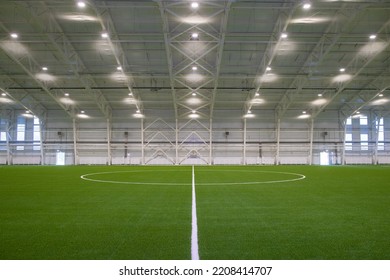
373, 115, 380, 165
141, 118, 145, 165
107, 118, 112, 165
72, 118, 78, 165
6, 119, 11, 165
175, 119, 179, 165
308, 118, 314, 165
209, 118, 213, 165
39, 118, 45, 165
243, 118, 247, 165
275, 118, 281, 165
341, 120, 347, 165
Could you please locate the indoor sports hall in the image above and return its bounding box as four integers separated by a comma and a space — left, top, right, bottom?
0, 0, 389, 260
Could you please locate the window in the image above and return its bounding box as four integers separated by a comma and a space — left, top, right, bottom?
360, 134, 368, 151
16, 117, 26, 151
360, 115, 368, 126
377, 118, 384, 151
0, 131, 6, 151
33, 117, 41, 151
0, 119, 6, 151
346, 117, 352, 125
345, 133, 352, 151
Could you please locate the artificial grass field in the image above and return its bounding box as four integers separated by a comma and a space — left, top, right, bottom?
0, 165, 389, 260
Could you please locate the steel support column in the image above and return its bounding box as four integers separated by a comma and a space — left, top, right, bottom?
73, 118, 78, 165
309, 119, 314, 165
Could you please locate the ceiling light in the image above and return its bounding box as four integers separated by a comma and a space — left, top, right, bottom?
80, 110, 85, 114
266, 66, 272, 71
369, 34, 377, 40
136, 109, 140, 113
101, 32, 108, 38
303, 3, 311, 9
192, 66, 198, 71
10, 33, 18, 39
318, 93, 323, 97
298, 114, 310, 119
339, 68, 345, 72
312, 98, 327, 106
189, 113, 199, 119
281, 33, 288, 39
302, 111, 307, 114
190, 32, 199, 40
244, 113, 255, 118
23, 112, 34, 118
378, 93, 384, 97
42, 67, 48, 71
78, 113, 90, 119
77, 1, 86, 8
248, 110, 252, 114
192, 92, 197, 96
128, 92, 133, 96
191, 2, 199, 9
117, 66, 122, 71
1, 93, 6, 96
255, 92, 260, 96
64, 93, 69, 97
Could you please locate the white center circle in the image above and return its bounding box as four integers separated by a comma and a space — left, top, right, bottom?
80, 169, 306, 185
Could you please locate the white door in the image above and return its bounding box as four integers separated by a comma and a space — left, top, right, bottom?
56, 151, 65, 165
320, 151, 329, 166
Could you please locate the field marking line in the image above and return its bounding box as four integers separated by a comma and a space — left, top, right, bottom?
191, 165, 200, 260
80, 169, 306, 186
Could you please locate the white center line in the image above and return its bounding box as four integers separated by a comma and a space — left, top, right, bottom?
191, 165, 200, 260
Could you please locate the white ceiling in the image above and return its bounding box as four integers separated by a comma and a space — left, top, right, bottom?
0, 0, 389, 122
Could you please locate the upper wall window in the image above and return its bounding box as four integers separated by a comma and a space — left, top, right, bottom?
16, 117, 26, 151
33, 117, 41, 151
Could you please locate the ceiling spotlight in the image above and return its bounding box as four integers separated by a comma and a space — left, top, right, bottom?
378, 93, 384, 97
192, 66, 198, 71
255, 92, 260, 97
42, 67, 48, 71
302, 111, 307, 114
192, 92, 197, 96
369, 34, 377, 40
77, 1, 86, 8
191, 2, 199, 9
64, 93, 69, 97
339, 68, 345, 72
190, 32, 199, 40
318, 93, 323, 97
281, 33, 288, 39
248, 110, 252, 114
117, 66, 122, 71
10, 33, 18, 39
303, 3, 311, 9
80, 110, 85, 114
101, 32, 108, 38
136, 109, 141, 113
266, 66, 272, 71
1, 93, 6, 96
128, 92, 133, 96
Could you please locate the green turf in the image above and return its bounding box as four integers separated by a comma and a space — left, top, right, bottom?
0, 165, 389, 259
0, 165, 192, 260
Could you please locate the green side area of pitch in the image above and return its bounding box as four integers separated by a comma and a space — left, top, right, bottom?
195, 165, 390, 260
0, 165, 192, 260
